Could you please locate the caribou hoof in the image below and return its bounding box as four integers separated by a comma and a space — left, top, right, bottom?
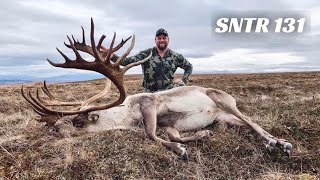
265, 143, 274, 152
283, 142, 293, 157
181, 150, 189, 160
265, 139, 277, 151
178, 144, 188, 160
268, 139, 277, 147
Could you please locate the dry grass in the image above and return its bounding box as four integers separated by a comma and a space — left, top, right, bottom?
0, 72, 319, 179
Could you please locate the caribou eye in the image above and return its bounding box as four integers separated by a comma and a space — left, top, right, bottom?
88, 114, 99, 122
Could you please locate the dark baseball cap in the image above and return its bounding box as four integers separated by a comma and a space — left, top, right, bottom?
155, 28, 168, 37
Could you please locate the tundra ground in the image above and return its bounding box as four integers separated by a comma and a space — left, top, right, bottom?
0, 72, 319, 179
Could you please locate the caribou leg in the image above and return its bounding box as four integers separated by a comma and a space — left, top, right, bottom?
206, 88, 293, 156
166, 127, 213, 143
140, 96, 188, 160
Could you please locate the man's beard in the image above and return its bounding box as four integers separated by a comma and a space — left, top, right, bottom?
157, 43, 168, 50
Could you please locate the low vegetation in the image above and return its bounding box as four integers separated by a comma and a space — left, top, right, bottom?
0, 72, 319, 179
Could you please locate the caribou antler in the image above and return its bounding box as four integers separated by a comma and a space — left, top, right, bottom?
21, 18, 151, 125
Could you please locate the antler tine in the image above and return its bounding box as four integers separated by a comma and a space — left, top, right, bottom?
112, 36, 132, 53
66, 35, 87, 63
41, 81, 94, 107
48, 49, 95, 69
41, 81, 55, 99
82, 78, 112, 107
28, 90, 50, 114
54, 48, 72, 64
21, 86, 52, 115
104, 32, 116, 64
97, 34, 106, 52
64, 26, 94, 56
36, 88, 47, 104
37, 87, 82, 107
27, 91, 69, 115
71, 35, 77, 44
98, 36, 133, 65
122, 51, 152, 73
90, 18, 103, 63
81, 26, 86, 44
21, 86, 42, 110
31, 106, 49, 116
99, 36, 132, 60
47, 46, 80, 68
114, 34, 135, 67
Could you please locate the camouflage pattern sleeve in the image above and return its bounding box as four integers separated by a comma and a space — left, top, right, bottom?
176, 54, 193, 85
110, 48, 152, 66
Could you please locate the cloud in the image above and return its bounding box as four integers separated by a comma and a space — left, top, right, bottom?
187, 48, 306, 73
0, 0, 319, 81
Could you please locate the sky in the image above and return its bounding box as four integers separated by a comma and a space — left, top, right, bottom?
1, 0, 320, 80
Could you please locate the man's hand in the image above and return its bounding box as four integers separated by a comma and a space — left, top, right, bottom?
100, 45, 108, 52
174, 79, 186, 87
182, 78, 188, 85
100, 45, 115, 58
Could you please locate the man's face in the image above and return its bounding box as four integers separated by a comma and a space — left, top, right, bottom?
155, 34, 169, 50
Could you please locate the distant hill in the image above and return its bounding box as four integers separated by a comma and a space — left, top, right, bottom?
0, 80, 32, 84
0, 73, 104, 84
44, 74, 104, 82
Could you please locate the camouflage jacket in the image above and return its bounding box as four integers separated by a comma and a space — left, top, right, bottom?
111, 47, 193, 92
